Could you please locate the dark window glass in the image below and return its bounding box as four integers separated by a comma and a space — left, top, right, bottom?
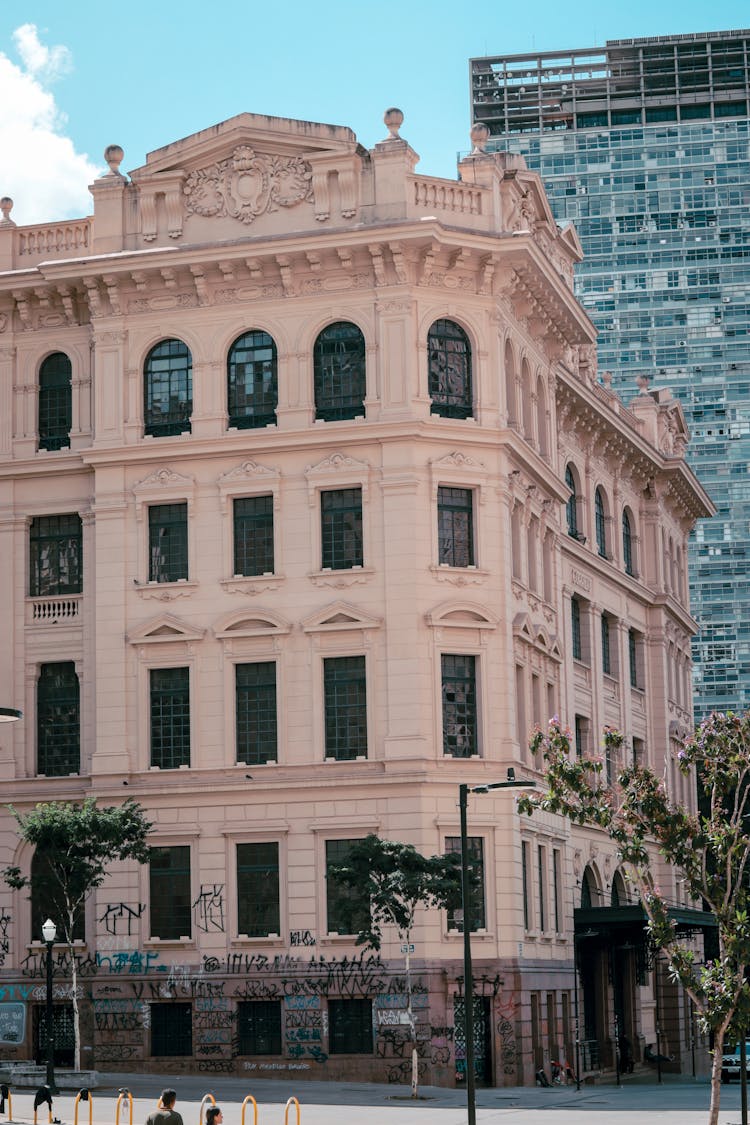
237, 1000, 282, 1054
595, 488, 607, 557
445, 836, 485, 931
144, 339, 192, 437
629, 630, 639, 688
237, 842, 280, 937
236, 662, 277, 765
228, 330, 277, 429
428, 319, 472, 418
149, 846, 191, 939
29, 514, 82, 596
571, 597, 582, 661
148, 503, 188, 583
233, 495, 274, 577
441, 654, 477, 758
623, 510, 634, 576
437, 486, 474, 567
38, 353, 72, 451
37, 662, 79, 776
325, 839, 370, 935
329, 999, 373, 1054
150, 1002, 192, 1056
324, 656, 367, 760
601, 614, 611, 676
565, 465, 578, 538
31, 849, 84, 942
321, 488, 363, 570
150, 667, 190, 769
521, 840, 530, 930
313, 322, 366, 421
537, 845, 546, 932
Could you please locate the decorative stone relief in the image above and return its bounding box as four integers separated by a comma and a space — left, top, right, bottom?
183, 146, 313, 225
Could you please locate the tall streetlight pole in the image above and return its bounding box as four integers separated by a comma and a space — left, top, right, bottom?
459, 770, 535, 1125
41, 919, 58, 1094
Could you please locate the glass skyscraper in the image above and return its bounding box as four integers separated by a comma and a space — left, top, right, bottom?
470, 30, 750, 719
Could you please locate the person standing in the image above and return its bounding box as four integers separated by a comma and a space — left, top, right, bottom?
146, 1090, 183, 1125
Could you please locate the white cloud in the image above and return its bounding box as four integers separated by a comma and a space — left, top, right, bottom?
0, 25, 101, 226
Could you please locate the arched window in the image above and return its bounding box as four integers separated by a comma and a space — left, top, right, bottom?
144, 339, 192, 437
536, 375, 548, 458
31, 847, 85, 943
565, 465, 579, 539
428, 319, 472, 419
313, 321, 366, 422
227, 330, 277, 429
521, 358, 533, 438
581, 867, 598, 908
622, 509, 634, 576
37, 661, 80, 777
595, 488, 607, 557
38, 352, 72, 451
504, 340, 517, 427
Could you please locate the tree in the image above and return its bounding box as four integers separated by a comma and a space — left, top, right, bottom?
518, 713, 750, 1125
2, 798, 152, 1071
329, 834, 462, 1097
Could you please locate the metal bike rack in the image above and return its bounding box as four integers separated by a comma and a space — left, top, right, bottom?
283, 1097, 301, 1125
74, 1089, 93, 1125
240, 1095, 258, 1125
33, 1085, 52, 1125
115, 1089, 133, 1125
198, 1093, 216, 1125
0, 1084, 12, 1123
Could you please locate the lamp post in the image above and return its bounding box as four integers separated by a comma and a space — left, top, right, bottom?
459, 770, 535, 1125
0, 708, 22, 721
41, 918, 58, 1094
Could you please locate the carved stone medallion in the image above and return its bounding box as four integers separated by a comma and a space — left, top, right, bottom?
183, 146, 313, 225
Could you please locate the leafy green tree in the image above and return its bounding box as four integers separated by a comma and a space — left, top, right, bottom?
518, 713, 750, 1125
329, 834, 462, 1097
2, 798, 152, 1070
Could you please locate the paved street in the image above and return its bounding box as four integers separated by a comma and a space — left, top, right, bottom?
3, 1073, 750, 1125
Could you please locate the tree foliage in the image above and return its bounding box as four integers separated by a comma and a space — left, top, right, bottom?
518, 713, 750, 1125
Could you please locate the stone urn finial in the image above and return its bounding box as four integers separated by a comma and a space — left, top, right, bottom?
636, 373, 651, 395
0, 196, 14, 224
383, 107, 404, 140
601, 370, 613, 389
470, 122, 491, 154
103, 144, 125, 177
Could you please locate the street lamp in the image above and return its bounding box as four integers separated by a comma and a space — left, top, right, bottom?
41, 919, 58, 1094
459, 769, 536, 1125
0, 708, 22, 722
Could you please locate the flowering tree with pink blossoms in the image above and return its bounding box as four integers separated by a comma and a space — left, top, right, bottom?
518, 711, 750, 1125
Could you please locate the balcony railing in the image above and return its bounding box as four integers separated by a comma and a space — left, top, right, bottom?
27, 595, 82, 625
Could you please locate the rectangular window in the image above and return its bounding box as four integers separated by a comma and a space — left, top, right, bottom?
553, 848, 562, 934
601, 614, 611, 676
531, 673, 541, 729
522, 840, 531, 930
441, 654, 478, 758
148, 503, 188, 583
515, 664, 527, 754
437, 486, 474, 567
321, 488, 363, 570
574, 715, 589, 759
37, 661, 80, 776
329, 999, 373, 1054
237, 1000, 282, 1054
323, 655, 367, 760
236, 662, 277, 764
233, 495, 274, 576
325, 839, 369, 935
149, 845, 191, 939
571, 597, 582, 661
237, 842, 280, 938
629, 629, 641, 688
150, 667, 190, 768
445, 836, 486, 932
537, 845, 547, 933
29, 514, 82, 596
150, 1002, 192, 1056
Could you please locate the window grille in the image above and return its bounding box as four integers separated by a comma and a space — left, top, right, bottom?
321, 488, 363, 570
629, 629, 640, 688
445, 836, 485, 931
325, 839, 370, 935
329, 999, 373, 1054
571, 597, 582, 661
228, 330, 278, 429
38, 352, 72, 451
149, 846, 191, 939
323, 656, 367, 760
150, 1002, 192, 1056
441, 653, 477, 758
437, 486, 474, 567
233, 495, 274, 576
236, 662, 277, 764
623, 510, 634, 575
150, 667, 190, 768
29, 514, 82, 596
595, 488, 607, 557
37, 662, 80, 776
237, 842, 280, 937
148, 503, 188, 583
428, 319, 472, 418
144, 339, 192, 437
601, 614, 611, 676
313, 321, 366, 421
237, 1000, 282, 1054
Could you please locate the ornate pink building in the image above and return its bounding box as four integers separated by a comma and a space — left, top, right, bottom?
0, 110, 713, 1084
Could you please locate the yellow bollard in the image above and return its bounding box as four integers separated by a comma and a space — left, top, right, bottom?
198, 1093, 216, 1125
74, 1090, 93, 1125
33, 1085, 53, 1125
283, 1097, 301, 1125
115, 1090, 133, 1125
240, 1096, 258, 1125
0, 1085, 12, 1123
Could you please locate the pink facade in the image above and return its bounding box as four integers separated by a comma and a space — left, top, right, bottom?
0, 110, 713, 1084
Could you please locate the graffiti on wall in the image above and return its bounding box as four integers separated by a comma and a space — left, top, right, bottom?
99, 903, 145, 936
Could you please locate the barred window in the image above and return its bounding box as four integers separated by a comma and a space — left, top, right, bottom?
437, 486, 474, 567
324, 656, 367, 760
38, 352, 72, 451
237, 842, 280, 937
228, 330, 277, 429
321, 488, 363, 570
629, 629, 641, 689
329, 999, 373, 1054
601, 614, 612, 676
149, 846, 191, 939
445, 836, 485, 931
325, 839, 370, 935
29, 514, 82, 596
313, 322, 366, 422
149, 503, 188, 583
150, 1002, 192, 1056
150, 667, 190, 769
144, 339, 192, 437
571, 597, 582, 661
236, 662, 277, 765
441, 654, 478, 758
428, 319, 472, 419
37, 662, 80, 776
237, 1000, 282, 1055
233, 496, 274, 577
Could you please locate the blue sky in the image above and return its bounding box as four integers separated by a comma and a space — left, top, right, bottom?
1, 0, 748, 223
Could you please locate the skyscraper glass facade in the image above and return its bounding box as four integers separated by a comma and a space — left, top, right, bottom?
471, 31, 750, 718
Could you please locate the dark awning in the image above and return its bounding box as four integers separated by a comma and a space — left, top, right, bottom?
574, 903, 716, 946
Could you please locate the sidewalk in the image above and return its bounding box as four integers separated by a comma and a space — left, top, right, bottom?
2, 1071, 746, 1125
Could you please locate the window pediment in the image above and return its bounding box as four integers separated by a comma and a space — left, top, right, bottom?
302, 600, 381, 634
214, 609, 291, 639
426, 601, 498, 629
127, 614, 205, 644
